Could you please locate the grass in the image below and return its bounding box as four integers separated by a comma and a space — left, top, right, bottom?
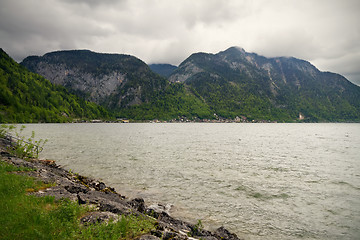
0, 160, 156, 239
80, 215, 156, 239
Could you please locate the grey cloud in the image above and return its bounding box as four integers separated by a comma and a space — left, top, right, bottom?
346, 73, 360, 86
0, 0, 115, 60
60, 0, 127, 8
179, 0, 250, 28
0, 0, 359, 85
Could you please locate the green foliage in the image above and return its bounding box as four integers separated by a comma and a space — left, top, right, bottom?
117, 83, 213, 120
0, 123, 13, 138
0, 49, 112, 123
0, 160, 156, 240
188, 219, 204, 237
1, 124, 47, 160
185, 72, 294, 121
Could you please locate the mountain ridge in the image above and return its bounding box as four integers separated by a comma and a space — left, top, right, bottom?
21, 50, 213, 121
168, 47, 360, 121
18, 47, 360, 122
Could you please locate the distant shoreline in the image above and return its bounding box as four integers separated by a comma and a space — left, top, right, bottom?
53, 119, 360, 123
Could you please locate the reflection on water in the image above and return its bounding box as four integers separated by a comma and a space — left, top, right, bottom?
21, 123, 360, 240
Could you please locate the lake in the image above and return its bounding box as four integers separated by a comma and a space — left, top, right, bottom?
20, 123, 360, 239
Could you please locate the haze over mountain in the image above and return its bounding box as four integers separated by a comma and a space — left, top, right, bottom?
20, 47, 360, 122
149, 64, 177, 78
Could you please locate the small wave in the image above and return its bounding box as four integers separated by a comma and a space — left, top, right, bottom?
266, 167, 289, 172
305, 180, 320, 184
332, 181, 360, 191
326, 209, 338, 215
234, 185, 290, 200
234, 185, 247, 191
249, 192, 290, 200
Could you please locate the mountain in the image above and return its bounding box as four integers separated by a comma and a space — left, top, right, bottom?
21, 50, 212, 120
169, 47, 360, 122
0, 49, 111, 123
21, 50, 169, 111
20, 47, 360, 122
149, 64, 177, 78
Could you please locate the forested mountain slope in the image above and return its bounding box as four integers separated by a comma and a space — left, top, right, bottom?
169, 47, 360, 122
0, 49, 111, 123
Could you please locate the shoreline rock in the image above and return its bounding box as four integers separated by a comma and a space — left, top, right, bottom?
0, 137, 242, 240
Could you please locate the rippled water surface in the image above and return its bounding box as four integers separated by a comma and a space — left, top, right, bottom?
21, 123, 360, 239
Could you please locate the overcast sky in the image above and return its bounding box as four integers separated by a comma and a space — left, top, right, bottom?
1, 0, 359, 85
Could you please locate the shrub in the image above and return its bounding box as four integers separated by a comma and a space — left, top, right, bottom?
0, 124, 47, 160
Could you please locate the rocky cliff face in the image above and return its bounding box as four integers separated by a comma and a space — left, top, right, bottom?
21, 50, 167, 110
26, 61, 126, 102
170, 46, 344, 90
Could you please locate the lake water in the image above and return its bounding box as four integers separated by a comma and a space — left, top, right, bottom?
20, 123, 360, 239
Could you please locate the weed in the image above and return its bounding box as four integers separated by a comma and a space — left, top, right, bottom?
188, 219, 204, 237
1, 124, 47, 160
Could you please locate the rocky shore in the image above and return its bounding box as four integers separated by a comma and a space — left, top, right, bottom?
0, 136, 241, 240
